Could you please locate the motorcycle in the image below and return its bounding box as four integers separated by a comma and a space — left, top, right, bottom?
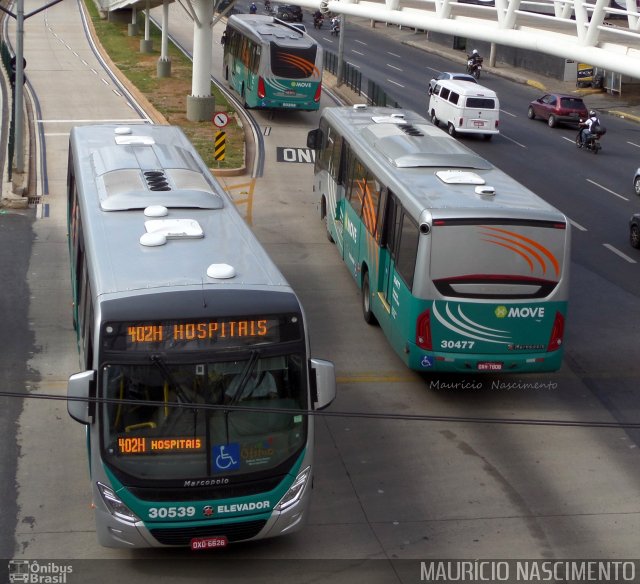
576, 122, 606, 154
249, 2, 257, 14
314, 15, 324, 29
466, 57, 483, 80
330, 21, 340, 36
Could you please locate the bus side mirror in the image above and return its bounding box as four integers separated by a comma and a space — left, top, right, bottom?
310, 358, 336, 410
68, 370, 96, 425
307, 128, 322, 150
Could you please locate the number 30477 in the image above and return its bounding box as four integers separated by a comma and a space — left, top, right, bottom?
440, 340, 475, 349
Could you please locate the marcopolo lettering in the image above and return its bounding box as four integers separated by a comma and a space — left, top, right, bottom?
217, 501, 271, 513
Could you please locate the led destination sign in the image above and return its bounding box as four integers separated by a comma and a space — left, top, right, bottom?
127, 319, 270, 344
103, 315, 302, 351
118, 436, 205, 455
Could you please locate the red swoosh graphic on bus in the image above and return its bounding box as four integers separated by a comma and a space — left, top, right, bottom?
479, 227, 560, 278
278, 54, 320, 77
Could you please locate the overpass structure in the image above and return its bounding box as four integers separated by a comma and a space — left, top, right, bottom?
97, 0, 640, 119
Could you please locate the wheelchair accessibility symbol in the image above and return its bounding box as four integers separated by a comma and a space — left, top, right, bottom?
213, 443, 240, 472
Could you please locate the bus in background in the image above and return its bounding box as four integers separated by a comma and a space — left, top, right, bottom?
66, 124, 335, 549
223, 14, 322, 111
307, 105, 570, 374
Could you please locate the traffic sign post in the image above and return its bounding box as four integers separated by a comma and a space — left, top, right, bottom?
212, 112, 229, 129
212, 112, 229, 164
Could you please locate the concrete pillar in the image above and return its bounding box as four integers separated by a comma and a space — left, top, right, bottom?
187, 0, 215, 121
128, 7, 138, 36
158, 0, 171, 77
141, 0, 153, 53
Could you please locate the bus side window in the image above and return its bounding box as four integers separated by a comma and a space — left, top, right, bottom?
345, 153, 365, 217
395, 212, 419, 290
382, 195, 419, 290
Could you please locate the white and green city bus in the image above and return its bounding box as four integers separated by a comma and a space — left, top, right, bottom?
223, 14, 322, 111
66, 124, 335, 548
307, 106, 571, 374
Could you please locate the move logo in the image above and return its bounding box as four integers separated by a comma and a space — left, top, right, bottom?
495, 305, 545, 319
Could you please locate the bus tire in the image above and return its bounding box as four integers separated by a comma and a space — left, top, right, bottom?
321, 198, 334, 243
362, 271, 378, 326
447, 123, 456, 137
241, 84, 249, 109
430, 111, 438, 127
224, 66, 229, 82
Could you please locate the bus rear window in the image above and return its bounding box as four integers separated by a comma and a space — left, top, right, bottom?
270, 44, 318, 78
429, 221, 566, 299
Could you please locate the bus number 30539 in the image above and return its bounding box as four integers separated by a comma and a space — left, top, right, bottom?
148, 506, 196, 519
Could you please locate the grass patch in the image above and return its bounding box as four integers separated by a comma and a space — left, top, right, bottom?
84, 0, 244, 170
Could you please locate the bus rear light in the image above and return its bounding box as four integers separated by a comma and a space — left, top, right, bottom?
258, 77, 266, 99
416, 310, 432, 350
547, 311, 564, 352
458, 118, 463, 127
314, 82, 322, 102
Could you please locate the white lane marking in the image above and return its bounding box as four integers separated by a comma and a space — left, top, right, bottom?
587, 178, 629, 201
352, 49, 365, 56
500, 109, 516, 118
568, 219, 587, 231
499, 134, 526, 148
387, 78, 405, 88
355, 39, 367, 45
603, 244, 637, 263
627, 141, 640, 148
388, 51, 401, 58
387, 63, 403, 71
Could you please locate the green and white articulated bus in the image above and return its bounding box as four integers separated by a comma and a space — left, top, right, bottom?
66, 124, 335, 548
223, 14, 322, 111
307, 106, 571, 374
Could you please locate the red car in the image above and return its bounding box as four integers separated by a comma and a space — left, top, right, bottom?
527, 93, 589, 128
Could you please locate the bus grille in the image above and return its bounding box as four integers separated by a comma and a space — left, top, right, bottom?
149, 520, 267, 545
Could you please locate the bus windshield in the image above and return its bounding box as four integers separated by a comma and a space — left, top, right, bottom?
101, 354, 307, 481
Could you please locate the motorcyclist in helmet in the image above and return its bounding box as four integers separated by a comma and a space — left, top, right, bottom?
249, 2, 257, 14
579, 110, 600, 147
468, 49, 482, 65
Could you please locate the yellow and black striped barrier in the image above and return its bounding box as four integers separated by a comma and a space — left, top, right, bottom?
214, 131, 226, 161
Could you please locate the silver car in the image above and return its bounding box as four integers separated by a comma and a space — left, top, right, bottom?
634, 167, 640, 196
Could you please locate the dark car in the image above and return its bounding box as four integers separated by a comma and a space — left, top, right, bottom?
428, 72, 477, 95
216, 0, 234, 13
276, 4, 303, 21
630, 213, 640, 248
527, 93, 589, 128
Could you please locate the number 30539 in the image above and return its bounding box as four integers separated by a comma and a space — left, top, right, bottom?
148, 506, 196, 519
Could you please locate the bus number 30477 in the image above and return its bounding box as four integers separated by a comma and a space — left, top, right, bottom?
440, 340, 475, 349
148, 506, 196, 519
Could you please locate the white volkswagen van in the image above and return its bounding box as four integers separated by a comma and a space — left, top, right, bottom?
428, 79, 499, 139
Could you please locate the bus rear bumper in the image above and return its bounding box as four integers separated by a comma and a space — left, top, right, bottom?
406, 345, 564, 373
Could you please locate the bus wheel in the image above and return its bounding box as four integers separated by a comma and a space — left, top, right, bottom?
322, 200, 334, 243
447, 123, 457, 137
224, 66, 229, 82
430, 111, 438, 127
241, 84, 248, 109
362, 271, 378, 326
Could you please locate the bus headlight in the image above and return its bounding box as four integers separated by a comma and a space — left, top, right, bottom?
275, 466, 311, 512
97, 482, 139, 523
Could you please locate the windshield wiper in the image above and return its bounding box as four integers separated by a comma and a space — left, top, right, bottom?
227, 350, 259, 406
150, 354, 192, 405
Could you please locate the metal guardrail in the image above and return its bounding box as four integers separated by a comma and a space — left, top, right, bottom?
324, 49, 400, 107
